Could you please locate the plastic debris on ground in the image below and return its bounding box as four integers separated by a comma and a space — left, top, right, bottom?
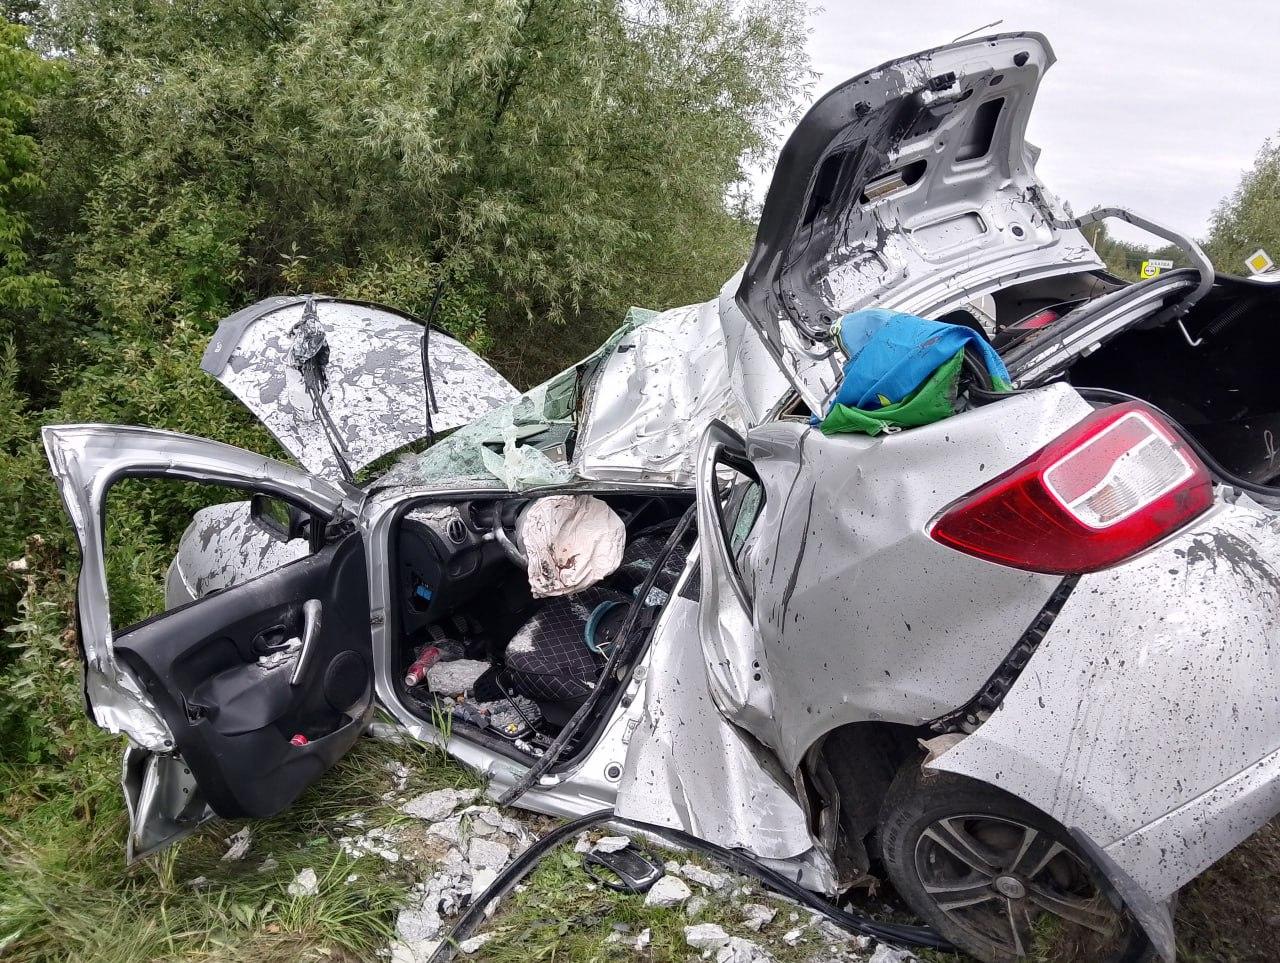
220, 826, 252, 861
816, 308, 1012, 436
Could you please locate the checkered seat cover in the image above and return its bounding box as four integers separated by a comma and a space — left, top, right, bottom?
502, 532, 692, 726
502, 585, 632, 712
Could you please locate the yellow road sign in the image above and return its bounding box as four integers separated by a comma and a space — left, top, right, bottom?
1247, 249, 1274, 275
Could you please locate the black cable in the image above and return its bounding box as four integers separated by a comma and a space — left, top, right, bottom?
425, 810, 950, 963
960, 346, 995, 392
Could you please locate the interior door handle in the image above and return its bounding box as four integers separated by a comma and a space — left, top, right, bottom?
289, 599, 324, 686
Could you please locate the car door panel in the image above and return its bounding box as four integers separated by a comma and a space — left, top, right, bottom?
114, 532, 372, 820
42, 423, 368, 857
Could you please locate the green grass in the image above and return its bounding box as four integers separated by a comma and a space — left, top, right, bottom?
0, 716, 480, 963
8, 694, 1280, 963
469, 842, 822, 963
6, 567, 1280, 963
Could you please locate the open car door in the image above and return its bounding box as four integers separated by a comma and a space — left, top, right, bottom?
44, 425, 374, 861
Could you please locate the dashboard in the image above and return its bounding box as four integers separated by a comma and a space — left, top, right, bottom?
395, 500, 520, 637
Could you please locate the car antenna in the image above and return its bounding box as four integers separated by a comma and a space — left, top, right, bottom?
950, 19, 1002, 43
420, 278, 444, 446
289, 296, 356, 483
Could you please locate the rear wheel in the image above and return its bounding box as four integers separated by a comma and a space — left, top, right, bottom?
877, 765, 1152, 963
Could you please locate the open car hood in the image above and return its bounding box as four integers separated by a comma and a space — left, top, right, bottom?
202, 296, 519, 480
737, 32, 1103, 410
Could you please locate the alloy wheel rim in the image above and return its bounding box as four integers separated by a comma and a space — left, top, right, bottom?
913, 813, 1123, 958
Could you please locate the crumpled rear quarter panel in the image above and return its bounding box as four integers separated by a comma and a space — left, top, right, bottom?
932, 498, 1280, 899
727, 384, 1089, 768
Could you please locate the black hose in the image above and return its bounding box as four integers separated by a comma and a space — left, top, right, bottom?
425, 809, 951, 962
961, 346, 995, 392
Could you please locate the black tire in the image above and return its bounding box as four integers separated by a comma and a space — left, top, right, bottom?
877, 764, 1153, 963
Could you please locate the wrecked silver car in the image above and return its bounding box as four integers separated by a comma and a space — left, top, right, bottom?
45, 33, 1280, 963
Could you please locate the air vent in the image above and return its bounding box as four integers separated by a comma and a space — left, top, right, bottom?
446, 517, 467, 544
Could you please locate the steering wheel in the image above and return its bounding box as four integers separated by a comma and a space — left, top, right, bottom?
490, 502, 528, 569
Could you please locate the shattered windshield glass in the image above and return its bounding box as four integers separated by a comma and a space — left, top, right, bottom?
374, 311, 649, 491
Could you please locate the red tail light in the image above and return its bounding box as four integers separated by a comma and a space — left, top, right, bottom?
930, 402, 1213, 574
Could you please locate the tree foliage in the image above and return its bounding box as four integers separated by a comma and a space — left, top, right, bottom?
0, 0, 812, 759
0, 20, 61, 379
34, 0, 810, 381
1206, 135, 1280, 275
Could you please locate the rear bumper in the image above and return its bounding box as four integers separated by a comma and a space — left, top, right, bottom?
1104, 740, 1280, 898
931, 495, 1280, 936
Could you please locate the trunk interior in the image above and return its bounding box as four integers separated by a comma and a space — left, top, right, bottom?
1065, 277, 1280, 484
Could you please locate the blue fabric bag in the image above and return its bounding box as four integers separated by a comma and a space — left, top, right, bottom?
827, 308, 1011, 412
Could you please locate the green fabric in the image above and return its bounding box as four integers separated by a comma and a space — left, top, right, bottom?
818, 349, 966, 436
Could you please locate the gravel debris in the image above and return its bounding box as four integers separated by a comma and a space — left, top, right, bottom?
389, 938, 441, 963
286, 868, 319, 897
401, 787, 480, 822
868, 947, 916, 963
644, 874, 692, 907
685, 923, 732, 949
220, 826, 252, 861
467, 836, 511, 872
458, 933, 493, 954
424, 815, 466, 848
427, 659, 490, 696
718, 938, 775, 963
338, 825, 403, 862
592, 835, 631, 854
740, 903, 776, 931
386, 760, 411, 792
681, 861, 729, 891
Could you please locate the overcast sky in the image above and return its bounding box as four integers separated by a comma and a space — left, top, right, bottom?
765, 1, 1278, 248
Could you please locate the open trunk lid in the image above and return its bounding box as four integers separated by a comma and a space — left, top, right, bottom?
736, 32, 1102, 410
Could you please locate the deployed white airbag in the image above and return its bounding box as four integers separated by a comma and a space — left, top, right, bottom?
518, 495, 625, 597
